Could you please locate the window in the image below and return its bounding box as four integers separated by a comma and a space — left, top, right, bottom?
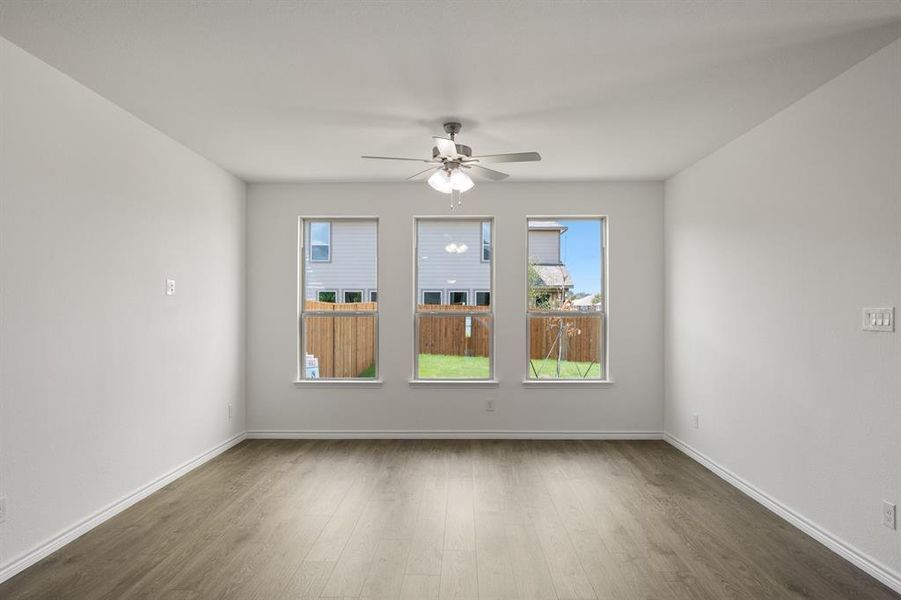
422, 290, 442, 305
300, 218, 378, 380
309, 221, 331, 262
475, 291, 490, 306
343, 290, 363, 303
526, 217, 606, 380
449, 290, 468, 305
369, 290, 378, 302
415, 218, 493, 380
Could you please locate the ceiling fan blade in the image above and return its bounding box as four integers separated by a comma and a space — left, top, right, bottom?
465, 151, 541, 163
465, 164, 509, 181
433, 136, 458, 158
361, 155, 437, 162
406, 166, 440, 181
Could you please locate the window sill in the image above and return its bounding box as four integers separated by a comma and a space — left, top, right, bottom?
294, 379, 383, 386
409, 379, 500, 388
521, 379, 614, 387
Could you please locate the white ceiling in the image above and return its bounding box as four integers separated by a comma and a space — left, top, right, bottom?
1, 1, 899, 182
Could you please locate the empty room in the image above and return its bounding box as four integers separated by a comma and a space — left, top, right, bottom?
1, 1, 899, 598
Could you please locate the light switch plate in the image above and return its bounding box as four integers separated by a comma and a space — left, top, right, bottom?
883, 501, 896, 530
862, 307, 893, 332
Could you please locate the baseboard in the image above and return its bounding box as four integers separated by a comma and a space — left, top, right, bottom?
0, 431, 247, 585
246, 429, 663, 440
663, 433, 901, 595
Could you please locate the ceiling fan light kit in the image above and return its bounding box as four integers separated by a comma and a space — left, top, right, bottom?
362, 122, 541, 209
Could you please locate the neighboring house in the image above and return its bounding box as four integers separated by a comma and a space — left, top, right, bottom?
304, 220, 378, 303
416, 220, 492, 306
572, 294, 603, 311
527, 220, 573, 306
305, 219, 573, 306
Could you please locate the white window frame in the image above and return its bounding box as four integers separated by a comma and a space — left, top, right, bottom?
413, 217, 495, 384
317, 289, 337, 303
421, 290, 443, 305
368, 290, 378, 302
342, 289, 364, 303
524, 215, 610, 384
297, 217, 379, 383
309, 221, 332, 263
475, 290, 491, 306
448, 290, 469, 305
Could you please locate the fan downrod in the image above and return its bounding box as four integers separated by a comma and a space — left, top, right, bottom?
443, 122, 462, 139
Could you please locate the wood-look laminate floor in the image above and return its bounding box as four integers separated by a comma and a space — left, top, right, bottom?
1, 440, 897, 600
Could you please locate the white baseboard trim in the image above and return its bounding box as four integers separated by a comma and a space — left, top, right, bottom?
664, 433, 901, 595
0, 431, 247, 585
246, 429, 663, 440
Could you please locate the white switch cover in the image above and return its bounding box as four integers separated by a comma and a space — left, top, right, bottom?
0, 496, 6, 523
862, 308, 893, 332
166, 279, 176, 296
884, 501, 897, 530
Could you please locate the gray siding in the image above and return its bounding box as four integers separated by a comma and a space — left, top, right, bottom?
417, 220, 490, 304
304, 220, 377, 301
528, 230, 560, 264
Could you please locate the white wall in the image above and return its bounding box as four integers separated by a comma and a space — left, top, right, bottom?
665, 38, 901, 586
247, 181, 663, 434
0, 37, 246, 576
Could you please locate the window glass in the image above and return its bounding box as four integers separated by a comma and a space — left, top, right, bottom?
310, 222, 331, 261
449, 291, 468, 305
301, 219, 377, 379
416, 219, 493, 380
526, 218, 605, 380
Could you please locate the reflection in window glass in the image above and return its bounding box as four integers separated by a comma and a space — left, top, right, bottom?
301, 219, 377, 379
416, 219, 493, 379
526, 218, 605, 380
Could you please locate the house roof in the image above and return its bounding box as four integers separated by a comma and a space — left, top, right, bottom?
531, 264, 573, 289
572, 295, 599, 306
528, 220, 567, 233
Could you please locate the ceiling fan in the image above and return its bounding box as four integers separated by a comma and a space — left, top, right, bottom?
362, 122, 541, 209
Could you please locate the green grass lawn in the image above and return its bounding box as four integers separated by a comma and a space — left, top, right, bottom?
357, 363, 377, 378
416, 354, 603, 380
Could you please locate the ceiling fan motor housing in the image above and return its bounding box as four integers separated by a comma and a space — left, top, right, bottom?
433, 144, 472, 159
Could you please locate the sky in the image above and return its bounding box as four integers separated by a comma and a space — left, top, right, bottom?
558, 219, 603, 296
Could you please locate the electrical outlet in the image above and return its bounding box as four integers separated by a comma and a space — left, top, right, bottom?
692, 414, 699, 429
228, 403, 233, 420
485, 399, 496, 412
0, 496, 7, 523
883, 501, 896, 530
165, 279, 176, 296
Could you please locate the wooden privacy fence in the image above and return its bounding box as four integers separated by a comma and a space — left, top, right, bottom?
416, 305, 603, 364
304, 301, 604, 377
528, 314, 604, 364
304, 301, 376, 378
417, 304, 491, 358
